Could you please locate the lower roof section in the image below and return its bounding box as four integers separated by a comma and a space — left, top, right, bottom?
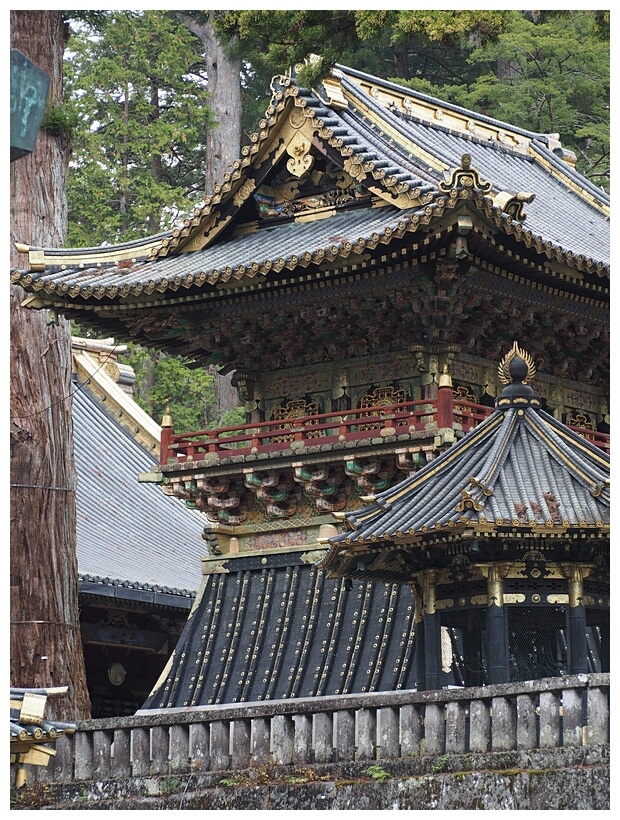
141, 551, 417, 709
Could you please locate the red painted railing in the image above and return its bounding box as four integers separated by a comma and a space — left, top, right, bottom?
160, 391, 610, 466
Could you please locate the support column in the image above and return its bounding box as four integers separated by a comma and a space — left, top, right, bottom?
566, 565, 588, 674
423, 569, 441, 690
412, 582, 425, 691
486, 564, 509, 684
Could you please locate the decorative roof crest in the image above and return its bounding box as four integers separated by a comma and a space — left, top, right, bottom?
438, 153, 492, 194
498, 341, 536, 385
496, 342, 541, 409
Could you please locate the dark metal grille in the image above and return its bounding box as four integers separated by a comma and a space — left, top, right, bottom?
440, 609, 487, 687
507, 606, 568, 681
586, 609, 609, 673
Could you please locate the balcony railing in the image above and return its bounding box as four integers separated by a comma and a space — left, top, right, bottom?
160, 391, 610, 466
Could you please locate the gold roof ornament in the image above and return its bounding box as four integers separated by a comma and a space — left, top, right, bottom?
498, 341, 536, 385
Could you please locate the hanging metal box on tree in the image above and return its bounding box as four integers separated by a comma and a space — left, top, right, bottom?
10, 48, 50, 162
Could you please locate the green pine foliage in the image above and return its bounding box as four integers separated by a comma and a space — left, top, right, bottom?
121, 345, 216, 433
65, 10, 213, 246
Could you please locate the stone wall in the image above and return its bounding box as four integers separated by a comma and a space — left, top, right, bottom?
11, 674, 609, 809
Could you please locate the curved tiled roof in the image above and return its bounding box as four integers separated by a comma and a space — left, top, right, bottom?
323, 401, 609, 565
73, 379, 205, 594
11, 63, 609, 303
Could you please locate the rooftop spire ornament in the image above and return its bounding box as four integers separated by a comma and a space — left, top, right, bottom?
496, 342, 541, 409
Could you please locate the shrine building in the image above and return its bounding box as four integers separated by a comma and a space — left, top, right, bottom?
12, 64, 609, 708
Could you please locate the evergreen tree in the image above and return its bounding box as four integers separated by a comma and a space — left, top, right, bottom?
65, 10, 212, 245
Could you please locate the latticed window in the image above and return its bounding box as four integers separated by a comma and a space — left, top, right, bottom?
270, 398, 321, 442
358, 385, 408, 431
507, 606, 568, 681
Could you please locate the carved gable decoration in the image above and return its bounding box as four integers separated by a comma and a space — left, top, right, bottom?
438, 153, 492, 194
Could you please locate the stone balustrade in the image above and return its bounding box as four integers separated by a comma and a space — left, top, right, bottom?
29, 674, 608, 785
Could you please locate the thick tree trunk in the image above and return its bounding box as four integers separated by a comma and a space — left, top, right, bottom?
177, 11, 241, 412
176, 11, 243, 195
10, 11, 91, 720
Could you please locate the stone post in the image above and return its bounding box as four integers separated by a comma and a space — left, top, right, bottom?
169, 724, 190, 774
491, 696, 516, 751
189, 723, 210, 771
271, 714, 294, 765
424, 703, 445, 755
357, 708, 377, 760
335, 710, 355, 761
74, 731, 94, 781
445, 701, 466, 754
313, 712, 333, 763
251, 717, 271, 765
539, 690, 561, 748
111, 728, 131, 779
231, 720, 251, 769
516, 693, 537, 750
586, 686, 609, 746
379, 707, 400, 758
151, 725, 169, 775
131, 727, 150, 777
210, 720, 230, 770
562, 687, 584, 747
293, 714, 312, 764
469, 699, 490, 753
400, 703, 423, 757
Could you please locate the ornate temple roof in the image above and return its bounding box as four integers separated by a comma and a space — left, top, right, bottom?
72, 343, 205, 600
12, 63, 609, 304
321, 344, 610, 581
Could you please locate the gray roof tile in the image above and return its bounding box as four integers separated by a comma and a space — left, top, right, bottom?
73, 381, 205, 593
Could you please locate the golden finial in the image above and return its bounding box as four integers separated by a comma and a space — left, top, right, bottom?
161, 405, 173, 428
438, 363, 452, 387
498, 342, 536, 385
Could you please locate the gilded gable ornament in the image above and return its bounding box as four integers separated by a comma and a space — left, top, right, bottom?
286, 131, 314, 178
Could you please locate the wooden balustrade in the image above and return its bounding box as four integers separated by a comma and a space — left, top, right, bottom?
160, 400, 609, 465
34, 674, 608, 785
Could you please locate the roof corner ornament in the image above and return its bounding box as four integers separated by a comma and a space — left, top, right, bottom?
438, 153, 492, 195
318, 73, 348, 110
493, 190, 536, 221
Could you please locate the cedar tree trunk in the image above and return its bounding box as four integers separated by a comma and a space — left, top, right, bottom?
10, 10, 91, 720
177, 10, 241, 413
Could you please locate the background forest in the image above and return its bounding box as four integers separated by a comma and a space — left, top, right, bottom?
62, 9, 609, 433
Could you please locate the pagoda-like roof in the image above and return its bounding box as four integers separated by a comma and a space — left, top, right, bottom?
12, 64, 609, 303
321, 346, 609, 581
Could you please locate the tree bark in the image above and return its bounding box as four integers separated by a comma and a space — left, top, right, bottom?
175, 11, 243, 196
10, 11, 91, 720
177, 11, 241, 412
